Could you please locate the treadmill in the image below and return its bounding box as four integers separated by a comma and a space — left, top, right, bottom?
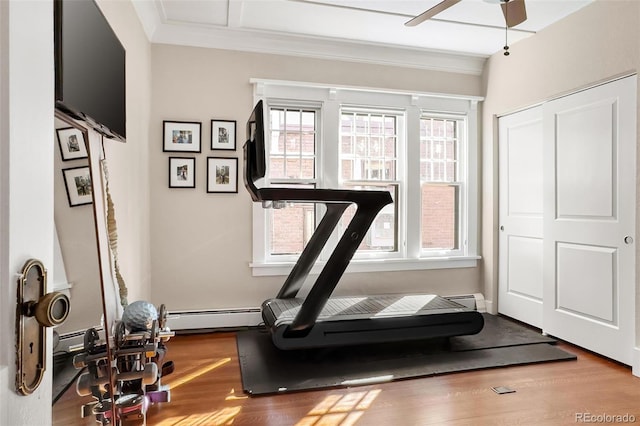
244, 100, 484, 350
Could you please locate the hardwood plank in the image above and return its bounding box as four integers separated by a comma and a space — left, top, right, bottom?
53, 332, 640, 425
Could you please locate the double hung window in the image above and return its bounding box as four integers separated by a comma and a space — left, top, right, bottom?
250, 80, 480, 275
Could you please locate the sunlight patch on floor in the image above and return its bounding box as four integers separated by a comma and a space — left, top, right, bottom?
295, 389, 381, 426
162, 357, 231, 390
225, 388, 248, 401
154, 406, 242, 426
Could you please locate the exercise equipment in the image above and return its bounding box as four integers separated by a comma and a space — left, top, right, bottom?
244, 100, 484, 350
73, 303, 174, 425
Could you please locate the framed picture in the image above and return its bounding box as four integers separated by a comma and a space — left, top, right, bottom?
168, 157, 196, 188
211, 120, 236, 150
207, 157, 238, 193
62, 166, 93, 207
56, 127, 87, 160
163, 120, 201, 152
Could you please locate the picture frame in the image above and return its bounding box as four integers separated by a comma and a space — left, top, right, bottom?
168, 157, 196, 188
56, 127, 88, 161
207, 157, 238, 193
210, 119, 236, 151
163, 120, 202, 153
62, 166, 93, 207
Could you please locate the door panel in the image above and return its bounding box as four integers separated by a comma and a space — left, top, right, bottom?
543, 76, 636, 365
498, 106, 544, 327
556, 100, 615, 219
507, 236, 543, 301
556, 242, 615, 324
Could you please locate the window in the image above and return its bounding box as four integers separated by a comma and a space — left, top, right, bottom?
339, 110, 400, 254
250, 79, 480, 275
420, 115, 464, 254
267, 106, 319, 257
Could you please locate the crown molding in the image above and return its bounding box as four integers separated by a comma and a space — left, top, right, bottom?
131, 3, 487, 76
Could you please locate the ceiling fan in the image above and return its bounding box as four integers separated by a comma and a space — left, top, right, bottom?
405, 0, 527, 55
405, 0, 527, 28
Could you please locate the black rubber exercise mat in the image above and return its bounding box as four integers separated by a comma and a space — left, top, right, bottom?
237, 314, 576, 395
448, 313, 556, 351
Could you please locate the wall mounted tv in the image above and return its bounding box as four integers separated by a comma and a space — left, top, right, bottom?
54, 0, 126, 142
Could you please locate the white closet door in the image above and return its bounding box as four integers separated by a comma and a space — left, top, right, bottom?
498, 106, 544, 327
543, 76, 636, 364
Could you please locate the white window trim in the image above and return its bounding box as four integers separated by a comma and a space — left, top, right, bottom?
417, 112, 468, 257
249, 79, 483, 276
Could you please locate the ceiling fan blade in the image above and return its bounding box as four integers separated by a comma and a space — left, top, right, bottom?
405, 0, 462, 27
501, 0, 527, 28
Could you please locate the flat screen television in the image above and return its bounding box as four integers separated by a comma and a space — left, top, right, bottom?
246, 100, 266, 181
54, 0, 126, 142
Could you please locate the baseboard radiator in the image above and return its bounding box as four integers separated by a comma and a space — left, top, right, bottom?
55, 326, 104, 355
445, 293, 486, 313
167, 308, 263, 332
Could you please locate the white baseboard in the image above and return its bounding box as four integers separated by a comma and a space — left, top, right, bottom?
484, 299, 496, 315
633, 347, 640, 377
167, 308, 263, 331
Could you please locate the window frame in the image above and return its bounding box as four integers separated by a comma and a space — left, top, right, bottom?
249, 79, 482, 276
264, 101, 322, 263
418, 112, 468, 257
339, 106, 405, 260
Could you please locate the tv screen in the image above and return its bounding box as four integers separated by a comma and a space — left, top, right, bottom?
54, 0, 126, 141
246, 100, 266, 181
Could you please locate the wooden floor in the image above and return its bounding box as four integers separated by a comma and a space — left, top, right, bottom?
53, 330, 640, 426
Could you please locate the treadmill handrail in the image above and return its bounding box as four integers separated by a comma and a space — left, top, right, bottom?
244, 140, 393, 335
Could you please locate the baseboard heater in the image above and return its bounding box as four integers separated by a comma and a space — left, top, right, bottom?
56, 326, 104, 354
445, 293, 486, 313
166, 308, 263, 332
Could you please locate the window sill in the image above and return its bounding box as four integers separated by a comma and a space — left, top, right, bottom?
250, 256, 480, 277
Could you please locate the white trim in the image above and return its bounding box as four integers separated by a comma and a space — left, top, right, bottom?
130, 0, 162, 40
495, 72, 637, 119
167, 308, 263, 330
250, 78, 485, 103
251, 256, 479, 277
146, 24, 486, 75
0, 0, 7, 371
633, 347, 640, 377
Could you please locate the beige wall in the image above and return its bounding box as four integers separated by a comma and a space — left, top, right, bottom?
481, 0, 640, 323
149, 45, 483, 311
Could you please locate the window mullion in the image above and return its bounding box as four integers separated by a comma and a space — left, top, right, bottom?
320, 100, 340, 261
405, 106, 421, 259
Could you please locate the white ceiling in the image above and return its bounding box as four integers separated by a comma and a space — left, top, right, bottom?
132, 0, 595, 74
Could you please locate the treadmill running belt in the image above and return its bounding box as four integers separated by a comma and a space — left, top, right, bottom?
267, 294, 468, 322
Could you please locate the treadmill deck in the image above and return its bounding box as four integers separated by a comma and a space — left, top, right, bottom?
266, 294, 469, 324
